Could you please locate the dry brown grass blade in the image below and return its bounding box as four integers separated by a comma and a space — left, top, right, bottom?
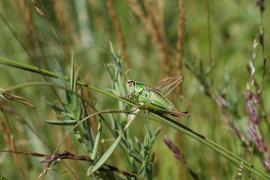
17, 0, 41, 63
81, 86, 98, 133
0, 150, 137, 178
1, 91, 35, 108
0, 111, 28, 179
177, 0, 185, 94
157, 0, 165, 36
107, 0, 130, 68
31, 0, 76, 62
128, 0, 173, 75
145, 0, 173, 75
52, 0, 80, 57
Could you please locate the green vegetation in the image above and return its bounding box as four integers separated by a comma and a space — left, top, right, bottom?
0, 0, 269, 179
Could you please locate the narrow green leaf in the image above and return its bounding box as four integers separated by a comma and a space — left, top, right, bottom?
87, 133, 122, 175
73, 65, 82, 92
70, 51, 75, 91
91, 120, 102, 160
47, 102, 64, 113
44, 120, 77, 125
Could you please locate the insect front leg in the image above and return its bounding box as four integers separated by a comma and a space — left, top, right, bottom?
144, 109, 149, 119
124, 107, 140, 130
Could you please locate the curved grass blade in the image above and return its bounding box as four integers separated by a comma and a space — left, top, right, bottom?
43, 120, 77, 125
87, 133, 122, 176
0, 91, 35, 108
91, 120, 102, 160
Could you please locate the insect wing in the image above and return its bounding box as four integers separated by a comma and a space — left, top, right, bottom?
143, 89, 188, 117
147, 89, 175, 111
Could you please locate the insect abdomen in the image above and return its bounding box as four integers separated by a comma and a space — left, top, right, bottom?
139, 89, 175, 111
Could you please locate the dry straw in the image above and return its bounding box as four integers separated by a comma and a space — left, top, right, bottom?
176, 0, 185, 95
107, 0, 130, 67
128, 0, 173, 75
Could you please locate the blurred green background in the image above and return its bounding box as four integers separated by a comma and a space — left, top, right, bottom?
0, 0, 269, 179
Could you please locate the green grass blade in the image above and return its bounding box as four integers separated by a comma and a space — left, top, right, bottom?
91, 120, 102, 160
0, 57, 59, 79
43, 120, 77, 125
87, 133, 122, 175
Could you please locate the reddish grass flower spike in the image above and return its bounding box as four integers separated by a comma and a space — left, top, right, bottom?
164, 136, 185, 164
246, 91, 259, 125
246, 42, 269, 172
246, 55, 268, 154
248, 124, 267, 153
246, 84, 268, 153
256, 0, 265, 12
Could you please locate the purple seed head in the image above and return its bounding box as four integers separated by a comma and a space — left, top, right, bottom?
256, 0, 265, 12
164, 136, 185, 164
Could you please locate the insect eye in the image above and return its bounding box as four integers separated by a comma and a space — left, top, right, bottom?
127, 80, 135, 87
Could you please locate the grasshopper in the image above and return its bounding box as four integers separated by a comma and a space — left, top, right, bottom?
126, 77, 188, 117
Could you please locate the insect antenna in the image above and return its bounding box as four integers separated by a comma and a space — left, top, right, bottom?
155, 76, 184, 97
